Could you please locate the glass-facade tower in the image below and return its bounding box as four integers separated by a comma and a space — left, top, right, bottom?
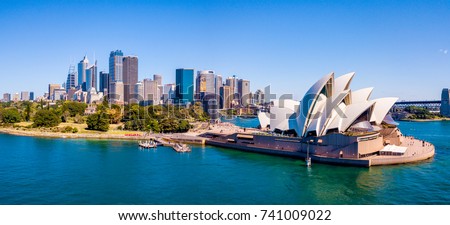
175, 68, 194, 105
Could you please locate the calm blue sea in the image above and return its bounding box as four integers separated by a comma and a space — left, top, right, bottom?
0, 119, 449, 205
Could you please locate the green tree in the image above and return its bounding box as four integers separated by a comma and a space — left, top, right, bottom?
86, 113, 110, 132
1, 108, 21, 124
178, 119, 191, 132
62, 101, 88, 117
23, 102, 32, 122
33, 110, 61, 127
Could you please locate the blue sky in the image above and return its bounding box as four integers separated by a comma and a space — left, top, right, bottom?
0, 0, 448, 100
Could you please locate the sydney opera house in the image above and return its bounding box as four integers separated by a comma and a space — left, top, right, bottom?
207, 72, 435, 166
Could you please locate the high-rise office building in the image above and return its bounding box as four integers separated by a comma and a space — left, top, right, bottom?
143, 78, 159, 105
215, 75, 223, 96
196, 70, 216, 97
225, 76, 238, 94
48, 84, 61, 101
29, 92, 34, 101
153, 74, 162, 85
99, 71, 109, 94
175, 68, 194, 105
133, 82, 144, 103
78, 56, 89, 88
109, 50, 124, 102
85, 69, 92, 91
220, 86, 233, 109
66, 65, 76, 92
123, 56, 138, 103
3, 93, 11, 102
153, 74, 163, 101
21, 91, 29, 101
238, 79, 251, 106
110, 81, 124, 104
86, 61, 97, 91
441, 88, 450, 117
163, 83, 175, 103
109, 50, 124, 82
12, 93, 20, 102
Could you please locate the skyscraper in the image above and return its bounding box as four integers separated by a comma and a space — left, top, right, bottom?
143, 78, 159, 105
110, 81, 124, 104
163, 83, 175, 103
85, 69, 92, 91
196, 70, 216, 98
21, 91, 29, 101
220, 86, 232, 109
109, 50, 124, 102
29, 92, 34, 101
175, 68, 194, 105
99, 71, 109, 94
66, 65, 76, 92
12, 93, 20, 102
238, 79, 251, 106
48, 84, 61, 101
226, 76, 238, 95
109, 50, 124, 82
123, 56, 138, 103
133, 82, 144, 103
77, 56, 89, 88
215, 75, 223, 97
153, 74, 162, 85
3, 93, 11, 102
87, 61, 97, 91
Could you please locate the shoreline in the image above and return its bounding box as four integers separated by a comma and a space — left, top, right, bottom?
0, 127, 149, 140
399, 118, 449, 122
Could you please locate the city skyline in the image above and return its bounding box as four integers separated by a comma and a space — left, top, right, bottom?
0, 0, 449, 100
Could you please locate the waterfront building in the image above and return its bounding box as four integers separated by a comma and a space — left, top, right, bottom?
66, 65, 76, 92
3, 93, 11, 102
143, 78, 159, 105
441, 88, 450, 117
238, 79, 250, 106
77, 56, 89, 88
123, 56, 138, 104
99, 71, 109, 95
175, 68, 194, 105
208, 72, 435, 167
20, 91, 29, 101
48, 84, 61, 101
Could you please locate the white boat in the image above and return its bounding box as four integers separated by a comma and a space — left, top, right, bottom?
139, 140, 157, 148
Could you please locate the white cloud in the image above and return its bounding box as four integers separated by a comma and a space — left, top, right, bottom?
439, 49, 448, 54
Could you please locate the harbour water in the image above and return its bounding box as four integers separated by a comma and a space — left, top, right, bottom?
0, 119, 449, 205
